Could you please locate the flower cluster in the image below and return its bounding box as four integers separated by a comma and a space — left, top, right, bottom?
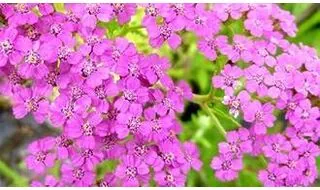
207, 4, 320, 187
0, 3, 202, 187
0, 3, 319, 187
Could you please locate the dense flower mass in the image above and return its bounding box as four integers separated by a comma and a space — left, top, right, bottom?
0, 3, 319, 187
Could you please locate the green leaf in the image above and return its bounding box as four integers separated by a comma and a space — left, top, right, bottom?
0, 160, 28, 187
96, 160, 118, 180
53, 3, 65, 13
237, 170, 261, 187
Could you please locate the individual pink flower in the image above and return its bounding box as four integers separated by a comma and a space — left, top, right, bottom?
220, 35, 253, 62
258, 163, 287, 187
71, 148, 104, 169
31, 175, 59, 187
61, 164, 95, 187
114, 78, 149, 115
244, 65, 270, 96
243, 101, 276, 134
222, 90, 251, 117
185, 4, 220, 37
244, 10, 273, 37
12, 86, 49, 123
211, 153, 243, 181
264, 71, 291, 99
262, 134, 292, 163
68, 4, 113, 29
0, 27, 23, 67
218, 128, 252, 156
213, 4, 245, 22
154, 168, 186, 187
212, 64, 243, 95
50, 94, 91, 127
25, 137, 56, 174
181, 142, 203, 173
65, 112, 102, 148
147, 21, 181, 49
198, 35, 228, 61
115, 155, 150, 187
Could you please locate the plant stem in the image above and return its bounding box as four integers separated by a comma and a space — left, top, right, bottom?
259, 155, 268, 168
201, 104, 227, 137
191, 94, 210, 105
0, 160, 28, 187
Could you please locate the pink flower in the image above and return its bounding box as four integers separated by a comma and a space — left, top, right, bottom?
61, 164, 95, 187
12, 86, 49, 123
212, 64, 243, 95
244, 101, 276, 134
115, 155, 150, 186
26, 137, 56, 174
220, 35, 253, 62
148, 21, 181, 49
211, 153, 243, 181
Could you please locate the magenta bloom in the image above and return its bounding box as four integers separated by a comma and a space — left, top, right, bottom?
262, 134, 292, 163
251, 40, 277, 67
172, 80, 193, 101
2, 4, 38, 26
142, 4, 163, 27
153, 89, 184, 117
140, 108, 172, 142
31, 175, 59, 187
16, 38, 51, 79
154, 168, 186, 187
244, 10, 273, 37
99, 174, 118, 187
185, 4, 220, 37
198, 35, 228, 61
103, 37, 138, 68
218, 128, 252, 156
72, 57, 110, 88
114, 78, 149, 115
243, 101, 276, 134
158, 141, 186, 168
86, 79, 119, 113
71, 148, 104, 169
65, 113, 102, 148
158, 4, 193, 31
213, 4, 245, 22
264, 71, 291, 99
0, 27, 23, 67
212, 64, 243, 95
68, 4, 113, 29
26, 137, 56, 174
115, 113, 142, 139
211, 154, 243, 181
276, 91, 306, 120
55, 135, 73, 160
290, 99, 319, 129
294, 71, 320, 97
110, 3, 137, 25
221, 35, 253, 62
181, 142, 203, 173
12, 86, 49, 123
222, 90, 250, 117
61, 164, 95, 187
148, 21, 181, 49
244, 65, 270, 96
141, 54, 171, 87
50, 94, 91, 127
115, 155, 150, 187
259, 163, 287, 187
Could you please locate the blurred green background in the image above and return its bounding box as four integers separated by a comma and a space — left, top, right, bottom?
0, 3, 319, 187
